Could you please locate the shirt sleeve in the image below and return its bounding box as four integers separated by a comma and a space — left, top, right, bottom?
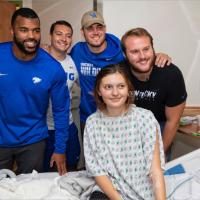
166, 65, 187, 107
69, 45, 76, 61
139, 110, 165, 175
51, 64, 70, 154
69, 45, 80, 85
84, 116, 107, 177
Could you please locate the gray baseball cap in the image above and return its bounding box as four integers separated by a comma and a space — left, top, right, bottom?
81, 10, 105, 28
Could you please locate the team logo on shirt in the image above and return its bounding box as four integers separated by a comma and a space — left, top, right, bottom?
135, 90, 157, 101
32, 77, 42, 84
80, 63, 101, 76
66, 72, 75, 81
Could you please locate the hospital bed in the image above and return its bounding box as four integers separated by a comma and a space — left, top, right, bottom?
0, 148, 200, 200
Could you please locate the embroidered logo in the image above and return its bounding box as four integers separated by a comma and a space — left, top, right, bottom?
90, 12, 97, 18
181, 93, 187, 100
32, 77, 42, 84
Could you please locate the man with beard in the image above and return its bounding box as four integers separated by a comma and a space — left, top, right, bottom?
0, 8, 70, 175
70, 10, 172, 136
121, 27, 187, 160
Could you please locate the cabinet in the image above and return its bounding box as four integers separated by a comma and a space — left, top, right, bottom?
171, 123, 200, 159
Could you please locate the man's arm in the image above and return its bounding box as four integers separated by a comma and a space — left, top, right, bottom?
162, 102, 186, 154
50, 153, 66, 175
51, 65, 70, 175
94, 175, 122, 200
155, 53, 172, 67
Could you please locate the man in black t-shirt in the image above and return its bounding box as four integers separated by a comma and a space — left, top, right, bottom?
121, 28, 187, 158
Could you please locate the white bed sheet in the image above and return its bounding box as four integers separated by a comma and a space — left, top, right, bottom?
165, 148, 200, 200
0, 149, 200, 200
0, 171, 90, 200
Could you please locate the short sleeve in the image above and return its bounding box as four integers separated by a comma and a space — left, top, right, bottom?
166, 65, 187, 107
84, 116, 107, 177
139, 110, 165, 174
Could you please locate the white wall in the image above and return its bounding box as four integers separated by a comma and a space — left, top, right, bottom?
22, 0, 200, 105
30, 0, 93, 48
100, 0, 200, 106
23, 0, 32, 8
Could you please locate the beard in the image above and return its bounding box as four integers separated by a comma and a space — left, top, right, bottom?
87, 39, 105, 48
128, 51, 156, 74
13, 34, 40, 55
84, 33, 106, 48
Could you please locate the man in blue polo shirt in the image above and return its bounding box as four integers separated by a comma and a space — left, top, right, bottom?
0, 8, 70, 175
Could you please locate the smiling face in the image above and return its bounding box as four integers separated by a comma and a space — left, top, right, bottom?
98, 72, 129, 115
124, 35, 155, 74
50, 24, 72, 53
82, 23, 106, 53
11, 16, 41, 57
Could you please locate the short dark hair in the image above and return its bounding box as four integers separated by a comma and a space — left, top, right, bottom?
11, 7, 40, 27
50, 20, 73, 35
121, 27, 153, 53
94, 63, 134, 111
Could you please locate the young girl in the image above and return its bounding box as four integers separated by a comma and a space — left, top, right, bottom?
84, 63, 166, 200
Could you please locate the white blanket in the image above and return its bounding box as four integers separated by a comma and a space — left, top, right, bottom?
1, 169, 200, 200
165, 170, 200, 200
0, 170, 95, 200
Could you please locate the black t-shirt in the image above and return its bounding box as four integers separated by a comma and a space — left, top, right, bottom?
128, 63, 187, 122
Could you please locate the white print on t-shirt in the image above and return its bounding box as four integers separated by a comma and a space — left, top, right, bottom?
66, 71, 75, 81
135, 90, 157, 100
81, 62, 101, 76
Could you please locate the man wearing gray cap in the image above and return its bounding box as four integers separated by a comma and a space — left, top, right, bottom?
70, 10, 171, 135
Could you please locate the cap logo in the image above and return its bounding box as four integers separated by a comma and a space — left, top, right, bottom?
89, 12, 97, 18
